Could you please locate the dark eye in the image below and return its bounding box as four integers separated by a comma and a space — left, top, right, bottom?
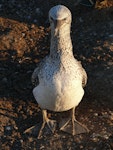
63, 18, 66, 21
50, 16, 54, 21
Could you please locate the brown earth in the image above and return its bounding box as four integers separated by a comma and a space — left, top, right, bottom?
0, 0, 113, 149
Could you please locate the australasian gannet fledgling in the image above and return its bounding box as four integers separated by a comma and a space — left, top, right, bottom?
24, 5, 89, 138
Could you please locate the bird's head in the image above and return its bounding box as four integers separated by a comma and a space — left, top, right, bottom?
49, 5, 72, 34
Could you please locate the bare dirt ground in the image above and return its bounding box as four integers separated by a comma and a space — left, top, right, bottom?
0, 0, 113, 149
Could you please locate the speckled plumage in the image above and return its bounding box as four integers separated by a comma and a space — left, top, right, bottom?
32, 5, 87, 112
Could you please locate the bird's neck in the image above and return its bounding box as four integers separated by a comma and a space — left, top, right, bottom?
50, 26, 73, 59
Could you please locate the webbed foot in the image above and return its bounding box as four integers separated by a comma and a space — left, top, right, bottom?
59, 107, 89, 135
24, 110, 57, 139
59, 117, 89, 135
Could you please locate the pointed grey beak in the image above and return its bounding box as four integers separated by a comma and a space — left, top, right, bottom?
54, 19, 63, 29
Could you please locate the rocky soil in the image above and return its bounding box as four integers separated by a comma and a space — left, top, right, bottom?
0, 0, 113, 149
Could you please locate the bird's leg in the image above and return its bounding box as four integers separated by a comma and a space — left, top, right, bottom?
24, 109, 57, 139
38, 109, 57, 138
59, 107, 89, 135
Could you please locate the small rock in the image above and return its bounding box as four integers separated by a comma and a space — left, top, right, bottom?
22, 33, 25, 37
94, 113, 98, 116
14, 126, 18, 130
35, 8, 43, 16
107, 62, 113, 66
0, 4, 2, 9
34, 19, 38, 23
27, 15, 31, 20
80, 145, 83, 149
31, 24, 35, 28
28, 137, 33, 142
40, 145, 45, 149
109, 34, 113, 38
4, 125, 13, 136
20, 139, 23, 143
36, 8, 40, 13
79, 17, 83, 23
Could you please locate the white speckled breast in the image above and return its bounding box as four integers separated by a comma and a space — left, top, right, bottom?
33, 58, 84, 112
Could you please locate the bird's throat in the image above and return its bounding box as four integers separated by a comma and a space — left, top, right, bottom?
50, 28, 73, 58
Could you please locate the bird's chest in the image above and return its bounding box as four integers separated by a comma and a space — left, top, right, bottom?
41, 63, 75, 90
33, 61, 83, 111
